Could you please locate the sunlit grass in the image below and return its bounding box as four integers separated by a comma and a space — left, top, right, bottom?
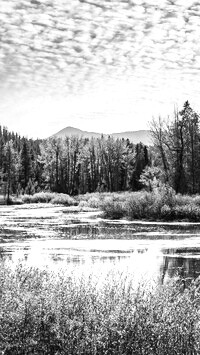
0, 261, 200, 354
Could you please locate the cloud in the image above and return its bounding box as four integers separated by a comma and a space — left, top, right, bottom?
1, 0, 200, 137
0, 0, 198, 92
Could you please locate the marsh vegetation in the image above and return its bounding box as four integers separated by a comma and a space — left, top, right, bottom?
7, 188, 200, 222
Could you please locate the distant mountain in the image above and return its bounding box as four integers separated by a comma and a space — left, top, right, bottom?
53, 126, 101, 139
111, 130, 151, 145
52, 126, 152, 145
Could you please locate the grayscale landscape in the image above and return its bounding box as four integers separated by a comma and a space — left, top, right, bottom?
1, 0, 200, 354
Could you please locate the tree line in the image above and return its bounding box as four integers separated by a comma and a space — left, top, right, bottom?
1, 101, 198, 201
0, 126, 150, 200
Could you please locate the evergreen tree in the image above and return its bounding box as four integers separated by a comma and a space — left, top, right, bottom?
3, 141, 16, 203
130, 143, 149, 190
20, 139, 32, 190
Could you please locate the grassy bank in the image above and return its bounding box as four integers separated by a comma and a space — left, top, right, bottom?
4, 188, 200, 221
0, 262, 200, 354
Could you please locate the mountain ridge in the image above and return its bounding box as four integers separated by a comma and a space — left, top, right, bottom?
52, 126, 152, 145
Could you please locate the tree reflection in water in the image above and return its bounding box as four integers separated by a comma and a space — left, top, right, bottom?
160, 253, 200, 286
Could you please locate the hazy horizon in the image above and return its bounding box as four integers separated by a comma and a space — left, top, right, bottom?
53, 125, 150, 134
0, 124, 151, 141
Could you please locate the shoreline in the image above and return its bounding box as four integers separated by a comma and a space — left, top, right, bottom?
2, 202, 200, 226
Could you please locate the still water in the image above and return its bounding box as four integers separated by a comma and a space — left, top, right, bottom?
1, 204, 200, 283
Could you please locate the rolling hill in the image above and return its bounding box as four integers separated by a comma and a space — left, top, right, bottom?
52, 126, 152, 145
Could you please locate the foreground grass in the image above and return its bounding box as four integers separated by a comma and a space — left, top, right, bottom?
1, 262, 200, 354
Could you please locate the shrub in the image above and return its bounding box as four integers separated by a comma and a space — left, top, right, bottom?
78, 200, 89, 208
76, 192, 102, 203
22, 192, 56, 203
160, 204, 174, 220
51, 193, 76, 206
193, 195, 200, 206
87, 196, 101, 208
173, 204, 200, 221
175, 194, 194, 206
154, 185, 176, 207
21, 192, 77, 206
100, 189, 200, 222
21, 194, 33, 203
31, 192, 56, 203
101, 196, 125, 219
124, 193, 147, 219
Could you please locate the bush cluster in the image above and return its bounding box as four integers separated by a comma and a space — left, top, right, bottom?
51, 193, 76, 206
22, 192, 56, 203
100, 188, 200, 221
0, 263, 200, 354
21, 192, 76, 206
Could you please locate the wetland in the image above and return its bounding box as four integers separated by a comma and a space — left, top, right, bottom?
1, 203, 200, 283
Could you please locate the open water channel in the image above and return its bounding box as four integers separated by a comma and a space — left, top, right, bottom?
1, 204, 200, 284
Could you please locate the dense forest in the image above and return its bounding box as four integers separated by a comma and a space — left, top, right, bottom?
0, 126, 150, 199
1, 101, 200, 200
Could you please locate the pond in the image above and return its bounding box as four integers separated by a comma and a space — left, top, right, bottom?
1, 203, 200, 283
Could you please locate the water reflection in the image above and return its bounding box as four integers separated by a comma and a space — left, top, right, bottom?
2, 204, 200, 283
1, 237, 200, 285
160, 255, 200, 283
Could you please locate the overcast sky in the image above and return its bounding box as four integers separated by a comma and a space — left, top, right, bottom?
0, 0, 200, 139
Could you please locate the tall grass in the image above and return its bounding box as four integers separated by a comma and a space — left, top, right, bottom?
0, 262, 200, 354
